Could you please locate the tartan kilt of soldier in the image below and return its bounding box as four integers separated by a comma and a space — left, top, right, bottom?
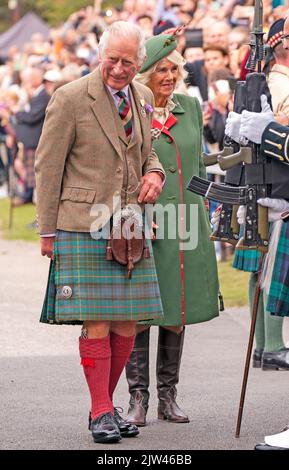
266, 222, 289, 317
232, 225, 261, 272
40, 230, 164, 324
232, 249, 261, 273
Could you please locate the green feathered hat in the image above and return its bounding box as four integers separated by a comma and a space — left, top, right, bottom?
140, 34, 177, 73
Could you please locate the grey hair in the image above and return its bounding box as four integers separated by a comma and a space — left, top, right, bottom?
98, 21, 146, 65
135, 50, 187, 86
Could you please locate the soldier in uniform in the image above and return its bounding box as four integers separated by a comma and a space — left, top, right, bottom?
35, 21, 165, 445
225, 19, 289, 445
229, 18, 289, 373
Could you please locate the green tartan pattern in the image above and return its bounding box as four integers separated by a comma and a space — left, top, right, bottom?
232, 249, 261, 273
266, 222, 289, 317
40, 231, 163, 324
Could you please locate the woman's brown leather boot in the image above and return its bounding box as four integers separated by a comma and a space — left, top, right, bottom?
157, 327, 189, 423
125, 328, 150, 426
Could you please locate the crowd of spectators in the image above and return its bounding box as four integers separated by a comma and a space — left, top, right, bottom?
0, 0, 288, 206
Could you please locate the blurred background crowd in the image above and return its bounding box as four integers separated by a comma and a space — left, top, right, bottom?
0, 0, 288, 240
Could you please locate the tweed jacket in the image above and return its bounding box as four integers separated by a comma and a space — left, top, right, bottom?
35, 67, 164, 234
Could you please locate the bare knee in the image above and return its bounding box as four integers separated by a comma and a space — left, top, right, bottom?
110, 321, 137, 337
84, 321, 110, 338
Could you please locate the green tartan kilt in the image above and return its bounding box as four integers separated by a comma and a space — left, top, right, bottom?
232, 249, 261, 272
40, 230, 164, 324
232, 226, 261, 272
266, 222, 289, 317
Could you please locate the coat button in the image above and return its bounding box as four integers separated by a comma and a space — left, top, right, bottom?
116, 167, 122, 173
169, 166, 176, 173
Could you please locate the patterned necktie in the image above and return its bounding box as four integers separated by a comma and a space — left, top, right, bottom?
116, 90, 133, 138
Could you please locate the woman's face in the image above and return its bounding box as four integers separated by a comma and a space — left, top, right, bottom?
147, 58, 179, 103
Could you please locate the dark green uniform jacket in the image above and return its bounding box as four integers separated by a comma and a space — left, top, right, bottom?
147, 93, 219, 326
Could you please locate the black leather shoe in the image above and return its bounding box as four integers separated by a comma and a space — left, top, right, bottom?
113, 407, 139, 437
262, 348, 289, 370
252, 348, 263, 368
90, 412, 121, 444
255, 443, 289, 450
89, 408, 139, 438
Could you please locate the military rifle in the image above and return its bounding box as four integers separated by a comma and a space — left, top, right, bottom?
188, 0, 272, 252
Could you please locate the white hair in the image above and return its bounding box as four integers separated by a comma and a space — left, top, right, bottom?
135, 50, 187, 86
98, 21, 146, 65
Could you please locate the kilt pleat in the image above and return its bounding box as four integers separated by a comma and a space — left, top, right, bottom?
40, 230, 163, 324
266, 222, 289, 317
232, 249, 261, 272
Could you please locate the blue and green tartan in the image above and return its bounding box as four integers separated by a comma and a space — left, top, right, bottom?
40, 230, 163, 324
232, 249, 261, 273
266, 222, 289, 317
232, 225, 261, 272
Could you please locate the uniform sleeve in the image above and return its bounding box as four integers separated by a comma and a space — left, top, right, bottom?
260, 121, 289, 165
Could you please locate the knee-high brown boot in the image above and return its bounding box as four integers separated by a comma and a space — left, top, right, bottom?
125, 328, 150, 426
157, 327, 189, 423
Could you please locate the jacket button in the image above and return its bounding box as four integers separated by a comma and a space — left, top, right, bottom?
166, 137, 173, 143
169, 166, 176, 173
116, 167, 122, 173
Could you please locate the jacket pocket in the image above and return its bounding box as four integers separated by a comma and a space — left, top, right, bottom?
60, 187, 96, 203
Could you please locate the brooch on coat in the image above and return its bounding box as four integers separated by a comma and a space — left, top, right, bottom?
140, 99, 153, 118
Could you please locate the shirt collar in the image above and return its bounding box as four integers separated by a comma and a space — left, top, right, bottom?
106, 84, 130, 99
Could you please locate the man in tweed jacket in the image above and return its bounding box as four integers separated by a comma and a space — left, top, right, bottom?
35, 21, 165, 444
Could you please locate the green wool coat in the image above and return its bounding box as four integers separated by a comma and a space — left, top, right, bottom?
146, 93, 219, 326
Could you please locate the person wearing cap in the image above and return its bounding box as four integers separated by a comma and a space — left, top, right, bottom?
35, 21, 165, 445
125, 32, 220, 427
43, 69, 62, 96
227, 17, 289, 376
267, 17, 289, 126
225, 16, 289, 450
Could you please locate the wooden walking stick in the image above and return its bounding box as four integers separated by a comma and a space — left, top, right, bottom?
235, 253, 265, 438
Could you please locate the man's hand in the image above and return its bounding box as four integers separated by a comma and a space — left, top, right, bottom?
211, 205, 222, 225
258, 197, 289, 222
237, 205, 246, 225
225, 111, 242, 143
41, 236, 55, 259
239, 95, 274, 144
138, 172, 163, 204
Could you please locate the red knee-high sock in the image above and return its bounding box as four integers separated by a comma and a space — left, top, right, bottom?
79, 336, 113, 420
109, 332, 135, 401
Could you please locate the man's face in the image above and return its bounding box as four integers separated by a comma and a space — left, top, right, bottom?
99, 36, 141, 90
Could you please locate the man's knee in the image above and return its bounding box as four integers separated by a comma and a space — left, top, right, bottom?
84, 321, 110, 338
110, 321, 137, 337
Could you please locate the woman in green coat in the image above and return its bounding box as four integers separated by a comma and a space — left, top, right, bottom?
125, 33, 220, 426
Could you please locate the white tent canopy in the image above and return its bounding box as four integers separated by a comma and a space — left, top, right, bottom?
0, 12, 50, 56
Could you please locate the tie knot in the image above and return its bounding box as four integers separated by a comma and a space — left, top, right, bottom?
116, 90, 126, 100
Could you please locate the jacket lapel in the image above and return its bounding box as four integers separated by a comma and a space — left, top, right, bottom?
88, 68, 123, 159
129, 82, 148, 149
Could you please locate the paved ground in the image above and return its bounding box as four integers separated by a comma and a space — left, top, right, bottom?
1, 238, 289, 450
